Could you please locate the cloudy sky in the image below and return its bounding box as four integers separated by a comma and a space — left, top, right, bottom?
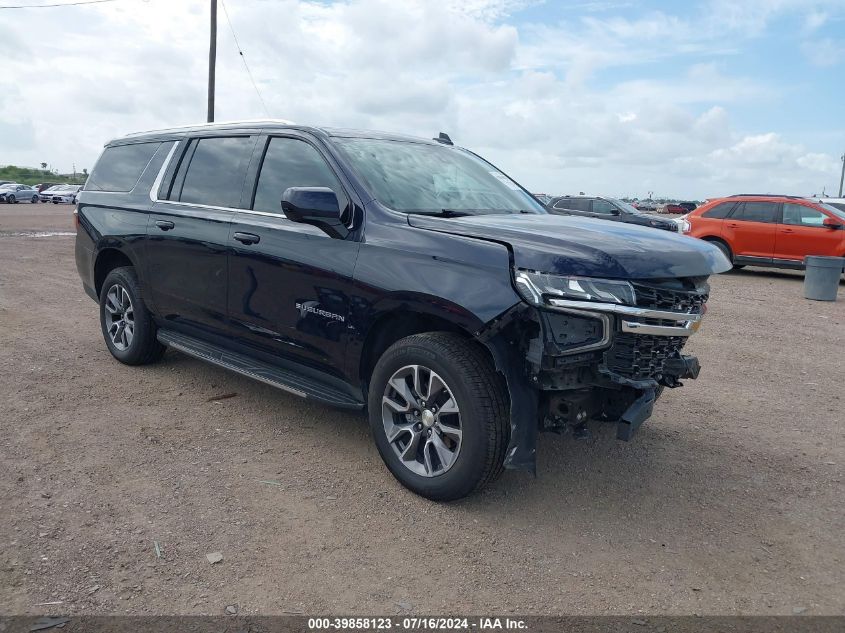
1, 0, 843, 199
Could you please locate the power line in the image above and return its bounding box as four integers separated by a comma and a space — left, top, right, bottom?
0, 0, 119, 8
220, 0, 271, 118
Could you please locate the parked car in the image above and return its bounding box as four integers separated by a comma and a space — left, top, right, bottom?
660, 203, 686, 214
548, 195, 679, 232
50, 185, 83, 204
680, 194, 845, 269
679, 202, 697, 212
35, 182, 61, 193
76, 121, 729, 500
634, 199, 657, 212
39, 184, 72, 202
813, 197, 845, 214
0, 183, 40, 204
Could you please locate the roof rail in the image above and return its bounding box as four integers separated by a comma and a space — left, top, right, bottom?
727, 193, 803, 199
124, 118, 296, 137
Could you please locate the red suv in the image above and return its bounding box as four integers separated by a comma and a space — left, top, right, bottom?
681, 195, 845, 269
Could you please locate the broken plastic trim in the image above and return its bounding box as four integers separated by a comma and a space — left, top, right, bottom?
476, 304, 540, 474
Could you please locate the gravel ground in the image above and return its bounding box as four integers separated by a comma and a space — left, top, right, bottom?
1, 204, 843, 616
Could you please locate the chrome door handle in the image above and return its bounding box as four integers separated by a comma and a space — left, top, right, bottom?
155, 220, 175, 231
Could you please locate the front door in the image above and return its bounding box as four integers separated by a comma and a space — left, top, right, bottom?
145, 135, 257, 337
722, 201, 779, 261
775, 202, 845, 262
227, 134, 360, 378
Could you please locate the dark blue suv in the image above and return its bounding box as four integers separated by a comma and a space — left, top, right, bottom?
75, 121, 729, 500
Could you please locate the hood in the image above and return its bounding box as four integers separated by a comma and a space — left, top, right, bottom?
626, 211, 674, 224
408, 213, 730, 279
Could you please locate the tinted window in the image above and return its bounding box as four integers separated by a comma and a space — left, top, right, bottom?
253, 137, 344, 213
592, 199, 617, 214
554, 198, 591, 212
782, 203, 827, 227
178, 136, 254, 208
87, 142, 160, 192
730, 201, 778, 223
701, 202, 735, 219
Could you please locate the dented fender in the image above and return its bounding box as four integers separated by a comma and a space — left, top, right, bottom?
476, 304, 540, 474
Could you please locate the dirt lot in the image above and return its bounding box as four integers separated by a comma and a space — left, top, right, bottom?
1, 203, 843, 616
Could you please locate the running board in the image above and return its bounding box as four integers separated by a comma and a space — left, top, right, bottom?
157, 329, 364, 410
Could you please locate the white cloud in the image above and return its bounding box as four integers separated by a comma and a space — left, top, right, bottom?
0, 0, 842, 200
802, 9, 828, 33
801, 37, 845, 66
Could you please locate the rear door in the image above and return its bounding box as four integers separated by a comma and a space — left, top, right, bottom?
775, 202, 844, 262
722, 201, 779, 260
145, 134, 257, 337
226, 133, 360, 376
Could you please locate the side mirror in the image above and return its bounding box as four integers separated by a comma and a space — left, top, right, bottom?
823, 217, 843, 229
281, 187, 347, 237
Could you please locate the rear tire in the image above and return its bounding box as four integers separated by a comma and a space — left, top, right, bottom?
99, 266, 166, 365
31, 195, 38, 203
368, 332, 509, 501
708, 239, 743, 269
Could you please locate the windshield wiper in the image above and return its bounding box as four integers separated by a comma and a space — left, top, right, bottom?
407, 208, 539, 217
406, 209, 475, 218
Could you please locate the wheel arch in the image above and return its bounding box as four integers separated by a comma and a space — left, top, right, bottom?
93, 247, 137, 296
357, 306, 482, 392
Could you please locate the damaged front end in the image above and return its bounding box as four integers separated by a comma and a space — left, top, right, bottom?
479, 272, 711, 473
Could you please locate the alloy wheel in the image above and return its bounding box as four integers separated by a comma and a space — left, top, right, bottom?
381, 364, 462, 477
104, 284, 135, 351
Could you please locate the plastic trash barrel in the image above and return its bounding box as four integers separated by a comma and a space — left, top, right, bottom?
804, 255, 845, 301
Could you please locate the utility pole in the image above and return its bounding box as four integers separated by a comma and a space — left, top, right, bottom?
838, 152, 844, 198
207, 0, 217, 123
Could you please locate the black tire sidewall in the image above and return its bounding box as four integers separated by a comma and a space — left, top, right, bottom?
712, 240, 732, 263
368, 338, 495, 501
99, 267, 159, 365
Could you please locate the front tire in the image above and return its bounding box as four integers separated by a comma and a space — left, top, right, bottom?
368, 333, 509, 501
99, 266, 165, 365
8, 195, 15, 204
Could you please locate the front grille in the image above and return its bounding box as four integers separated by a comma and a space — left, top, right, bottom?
603, 333, 686, 381
631, 279, 709, 328
631, 280, 709, 312
603, 278, 710, 382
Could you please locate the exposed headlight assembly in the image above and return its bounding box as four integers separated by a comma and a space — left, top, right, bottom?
514, 270, 635, 307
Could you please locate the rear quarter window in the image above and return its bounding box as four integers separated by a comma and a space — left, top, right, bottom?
554, 198, 590, 212
86, 142, 161, 192
700, 202, 735, 219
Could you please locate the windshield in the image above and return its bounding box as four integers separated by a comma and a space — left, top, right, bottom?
333, 138, 546, 215
820, 203, 845, 221
608, 198, 639, 214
